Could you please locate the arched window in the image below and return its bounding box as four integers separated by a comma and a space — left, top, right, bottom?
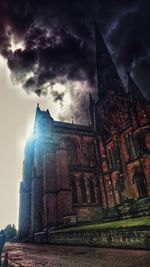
80, 177, 87, 203
115, 174, 125, 204
108, 148, 115, 169
72, 179, 78, 204
125, 133, 137, 159
89, 180, 96, 202
61, 138, 78, 166
108, 143, 121, 170
133, 171, 147, 198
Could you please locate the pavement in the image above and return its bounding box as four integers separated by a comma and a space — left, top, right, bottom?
2, 242, 150, 267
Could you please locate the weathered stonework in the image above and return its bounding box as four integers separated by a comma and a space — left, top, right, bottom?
19, 25, 150, 240
34, 226, 150, 249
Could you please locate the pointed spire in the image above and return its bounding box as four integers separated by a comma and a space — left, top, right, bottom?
127, 72, 150, 106
35, 103, 53, 120
95, 23, 126, 100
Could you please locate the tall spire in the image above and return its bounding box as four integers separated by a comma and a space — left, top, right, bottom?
127, 72, 150, 106
95, 23, 126, 100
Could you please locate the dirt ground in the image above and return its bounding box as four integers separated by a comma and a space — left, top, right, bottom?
2, 242, 150, 267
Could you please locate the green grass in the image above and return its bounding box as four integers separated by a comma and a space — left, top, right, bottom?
57, 216, 150, 232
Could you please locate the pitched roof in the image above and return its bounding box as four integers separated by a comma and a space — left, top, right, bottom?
127, 72, 150, 106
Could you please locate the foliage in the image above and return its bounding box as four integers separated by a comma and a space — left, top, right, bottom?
3, 224, 17, 241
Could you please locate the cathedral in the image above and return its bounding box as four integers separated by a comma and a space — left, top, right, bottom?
19, 25, 150, 239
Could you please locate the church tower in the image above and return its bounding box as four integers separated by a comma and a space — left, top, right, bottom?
89, 24, 131, 211
95, 23, 128, 131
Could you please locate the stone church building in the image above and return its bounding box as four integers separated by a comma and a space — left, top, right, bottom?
19, 25, 150, 238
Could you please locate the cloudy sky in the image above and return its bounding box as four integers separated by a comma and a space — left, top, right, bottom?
0, 0, 150, 229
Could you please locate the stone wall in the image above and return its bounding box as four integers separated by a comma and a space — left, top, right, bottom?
73, 205, 103, 222
34, 226, 150, 249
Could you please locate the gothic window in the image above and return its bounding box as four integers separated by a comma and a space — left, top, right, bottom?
136, 130, 150, 154
80, 177, 87, 203
89, 179, 96, 203
125, 133, 137, 160
82, 142, 95, 167
108, 148, 115, 169
133, 171, 148, 198
72, 179, 78, 204
115, 174, 125, 204
136, 132, 146, 154
62, 138, 78, 166
108, 143, 121, 170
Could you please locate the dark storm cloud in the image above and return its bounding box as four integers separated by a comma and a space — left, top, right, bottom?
108, 1, 150, 100
0, 0, 150, 121
51, 90, 64, 102
0, 0, 98, 94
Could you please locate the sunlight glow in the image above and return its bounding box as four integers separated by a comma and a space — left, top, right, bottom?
0, 55, 88, 230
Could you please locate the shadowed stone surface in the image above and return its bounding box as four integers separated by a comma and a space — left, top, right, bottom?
3, 243, 150, 267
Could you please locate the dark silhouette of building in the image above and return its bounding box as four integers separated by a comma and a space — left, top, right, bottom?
19, 25, 150, 239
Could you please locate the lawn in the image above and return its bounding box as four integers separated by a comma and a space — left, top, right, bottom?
58, 216, 150, 232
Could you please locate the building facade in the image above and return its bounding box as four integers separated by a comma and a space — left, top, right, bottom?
19, 25, 150, 238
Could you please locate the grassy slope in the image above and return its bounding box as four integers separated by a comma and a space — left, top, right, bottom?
58, 216, 150, 232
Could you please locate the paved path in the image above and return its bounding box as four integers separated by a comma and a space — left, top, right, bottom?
2, 243, 150, 267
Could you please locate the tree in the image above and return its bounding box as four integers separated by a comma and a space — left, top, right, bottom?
4, 225, 17, 241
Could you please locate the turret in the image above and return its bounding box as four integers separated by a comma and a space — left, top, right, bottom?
34, 103, 53, 139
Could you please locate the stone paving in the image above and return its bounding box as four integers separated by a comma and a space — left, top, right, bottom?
2, 242, 150, 267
